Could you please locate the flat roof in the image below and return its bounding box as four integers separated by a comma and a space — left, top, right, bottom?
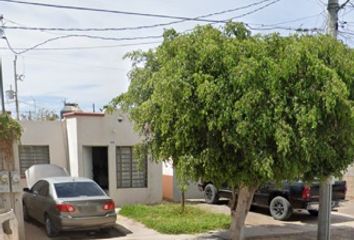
63, 112, 105, 118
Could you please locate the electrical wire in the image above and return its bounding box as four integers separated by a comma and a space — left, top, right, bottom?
3, 34, 163, 55
0, 41, 162, 51
2, 21, 323, 54
228, 0, 281, 21
246, 24, 323, 32
248, 11, 324, 27
1, 0, 325, 54
0, 0, 264, 23
2, 0, 275, 32
180, 0, 283, 34
339, 31, 354, 36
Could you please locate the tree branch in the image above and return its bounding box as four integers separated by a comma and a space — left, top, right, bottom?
339, 0, 351, 9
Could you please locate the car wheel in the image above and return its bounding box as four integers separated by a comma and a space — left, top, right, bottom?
204, 183, 219, 204
269, 196, 293, 221
23, 203, 30, 222
45, 215, 59, 237
308, 210, 319, 217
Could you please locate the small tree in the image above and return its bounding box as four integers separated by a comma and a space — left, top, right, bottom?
175, 157, 194, 212
0, 114, 22, 142
0, 113, 21, 171
111, 23, 354, 240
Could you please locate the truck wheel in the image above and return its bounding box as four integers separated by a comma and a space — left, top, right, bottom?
308, 210, 319, 217
269, 196, 293, 221
204, 183, 219, 204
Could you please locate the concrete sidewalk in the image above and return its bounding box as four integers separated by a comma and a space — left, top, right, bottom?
117, 212, 354, 240
114, 202, 354, 240
24, 201, 354, 239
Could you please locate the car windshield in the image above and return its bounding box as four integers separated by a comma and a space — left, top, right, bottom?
54, 182, 105, 198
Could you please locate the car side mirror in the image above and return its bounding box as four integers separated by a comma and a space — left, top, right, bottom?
23, 187, 30, 192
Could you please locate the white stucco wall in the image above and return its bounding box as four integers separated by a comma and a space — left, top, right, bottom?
19, 120, 68, 189
66, 118, 79, 177
18, 112, 162, 205
19, 120, 68, 171
65, 111, 162, 205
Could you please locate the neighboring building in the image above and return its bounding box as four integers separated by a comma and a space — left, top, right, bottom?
19, 111, 162, 206
162, 160, 203, 201
344, 165, 354, 199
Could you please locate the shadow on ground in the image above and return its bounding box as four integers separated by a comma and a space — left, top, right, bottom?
195, 224, 354, 240
250, 205, 354, 224
188, 199, 354, 225
25, 219, 131, 240
190, 199, 354, 240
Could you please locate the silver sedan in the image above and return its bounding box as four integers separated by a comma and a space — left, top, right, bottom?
23, 177, 117, 237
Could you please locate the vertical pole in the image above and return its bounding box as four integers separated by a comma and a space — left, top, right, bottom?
0, 58, 5, 113
13, 55, 19, 120
327, 0, 339, 38
318, 177, 333, 240
318, 1, 339, 240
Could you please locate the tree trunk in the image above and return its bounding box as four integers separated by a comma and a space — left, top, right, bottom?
229, 185, 257, 240
181, 190, 185, 213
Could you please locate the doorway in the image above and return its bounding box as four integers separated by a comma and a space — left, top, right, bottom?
83, 146, 108, 190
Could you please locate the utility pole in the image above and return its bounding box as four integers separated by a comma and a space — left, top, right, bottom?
13, 55, 20, 120
327, 0, 339, 38
0, 58, 5, 113
318, 1, 346, 240
0, 16, 5, 114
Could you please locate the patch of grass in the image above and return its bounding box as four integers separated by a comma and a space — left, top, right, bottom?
119, 203, 230, 234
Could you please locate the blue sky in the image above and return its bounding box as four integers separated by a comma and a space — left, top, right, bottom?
0, 0, 353, 116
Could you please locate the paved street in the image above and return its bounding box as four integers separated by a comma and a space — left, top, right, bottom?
25, 200, 354, 240
25, 220, 126, 240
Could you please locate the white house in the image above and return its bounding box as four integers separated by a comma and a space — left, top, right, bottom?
19, 111, 162, 206
17, 109, 354, 204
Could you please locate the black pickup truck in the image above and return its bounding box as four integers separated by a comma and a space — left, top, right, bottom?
198, 181, 347, 220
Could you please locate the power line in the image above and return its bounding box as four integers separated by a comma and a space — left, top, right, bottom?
1, 0, 321, 54
0, 41, 162, 51
181, 0, 283, 34
339, 30, 354, 36
3, 34, 163, 55
2, 21, 322, 54
246, 24, 323, 32
248, 11, 325, 27
2, 0, 275, 32
228, 0, 282, 21
0, 0, 249, 23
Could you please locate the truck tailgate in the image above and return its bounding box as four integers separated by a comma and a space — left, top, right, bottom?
309, 181, 346, 201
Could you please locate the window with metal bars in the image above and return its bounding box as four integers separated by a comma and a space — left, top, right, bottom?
116, 146, 147, 188
19, 145, 50, 177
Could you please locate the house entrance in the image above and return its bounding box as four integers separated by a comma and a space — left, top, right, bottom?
83, 146, 108, 190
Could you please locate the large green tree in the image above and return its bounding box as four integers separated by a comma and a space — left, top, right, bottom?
111, 23, 354, 240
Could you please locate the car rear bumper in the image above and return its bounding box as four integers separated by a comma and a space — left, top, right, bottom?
56, 212, 117, 230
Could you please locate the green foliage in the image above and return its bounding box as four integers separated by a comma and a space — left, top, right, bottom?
119, 203, 230, 234
0, 114, 22, 141
175, 157, 195, 193
111, 22, 354, 188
